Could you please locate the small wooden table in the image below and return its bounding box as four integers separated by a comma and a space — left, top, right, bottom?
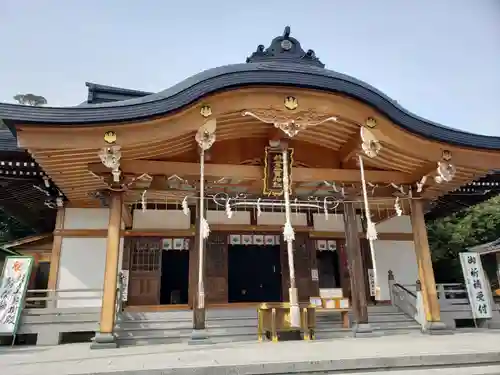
311, 297, 350, 328
257, 302, 316, 342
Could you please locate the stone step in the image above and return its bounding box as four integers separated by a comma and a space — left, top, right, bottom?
116, 320, 257, 331
316, 320, 420, 331
116, 326, 258, 346
122, 309, 258, 321
316, 313, 415, 324
117, 325, 256, 337
116, 305, 420, 347
315, 325, 421, 340
118, 333, 256, 346
117, 318, 257, 330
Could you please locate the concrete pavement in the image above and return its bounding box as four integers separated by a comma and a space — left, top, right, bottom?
2, 331, 500, 374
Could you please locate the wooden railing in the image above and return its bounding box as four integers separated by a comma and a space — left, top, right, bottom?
15, 288, 104, 346
24, 288, 104, 309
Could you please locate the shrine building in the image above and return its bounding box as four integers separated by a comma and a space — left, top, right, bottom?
1, 27, 500, 347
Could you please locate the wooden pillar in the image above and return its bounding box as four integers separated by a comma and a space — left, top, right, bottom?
337, 240, 351, 297
191, 201, 208, 336
343, 203, 369, 325
410, 199, 441, 325
47, 207, 65, 308
308, 238, 320, 298
92, 191, 123, 348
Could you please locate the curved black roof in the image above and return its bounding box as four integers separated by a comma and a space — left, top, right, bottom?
1, 27, 500, 150
0, 128, 19, 151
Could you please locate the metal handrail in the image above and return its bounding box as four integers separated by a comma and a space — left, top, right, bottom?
394, 283, 417, 298
391, 283, 418, 319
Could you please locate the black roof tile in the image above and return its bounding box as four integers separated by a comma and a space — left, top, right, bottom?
0, 27, 499, 151
0, 128, 20, 152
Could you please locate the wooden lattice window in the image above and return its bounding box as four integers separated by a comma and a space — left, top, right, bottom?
130, 238, 161, 272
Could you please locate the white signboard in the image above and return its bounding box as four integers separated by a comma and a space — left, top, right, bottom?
311, 268, 319, 281
319, 288, 343, 299
459, 252, 492, 319
367, 269, 376, 297
120, 270, 129, 302
0, 256, 34, 335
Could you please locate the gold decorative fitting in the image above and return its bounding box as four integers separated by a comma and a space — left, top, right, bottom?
365, 117, 377, 129
200, 105, 212, 118
104, 131, 117, 144
284, 96, 298, 110
442, 150, 452, 161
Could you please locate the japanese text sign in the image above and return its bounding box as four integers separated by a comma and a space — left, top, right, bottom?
459, 252, 492, 319
263, 147, 293, 196
0, 256, 33, 335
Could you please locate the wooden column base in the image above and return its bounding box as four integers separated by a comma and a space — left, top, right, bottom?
190, 307, 211, 344
90, 332, 118, 349
193, 307, 206, 330
343, 202, 369, 325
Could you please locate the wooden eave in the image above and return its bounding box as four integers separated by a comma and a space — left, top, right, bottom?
0, 179, 57, 232
425, 172, 500, 219
2, 233, 52, 250
12, 87, 498, 208
0, 247, 21, 256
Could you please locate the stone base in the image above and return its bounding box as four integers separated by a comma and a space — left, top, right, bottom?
423, 321, 453, 335
487, 320, 500, 329
352, 323, 378, 337
90, 332, 118, 349
188, 329, 212, 345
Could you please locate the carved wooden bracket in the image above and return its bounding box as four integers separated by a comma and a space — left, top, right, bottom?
242, 108, 337, 137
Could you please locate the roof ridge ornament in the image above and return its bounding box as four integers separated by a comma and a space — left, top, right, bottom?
246, 26, 325, 68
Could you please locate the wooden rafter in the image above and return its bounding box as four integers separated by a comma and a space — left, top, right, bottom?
88, 160, 414, 185
338, 132, 360, 166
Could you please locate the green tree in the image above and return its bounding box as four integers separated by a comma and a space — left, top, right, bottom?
427, 195, 500, 282
0, 209, 34, 246
13, 93, 47, 106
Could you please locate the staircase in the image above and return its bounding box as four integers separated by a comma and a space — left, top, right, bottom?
116, 305, 421, 346
316, 304, 421, 339
115, 308, 257, 346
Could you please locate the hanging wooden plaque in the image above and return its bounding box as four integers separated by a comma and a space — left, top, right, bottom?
263, 147, 293, 196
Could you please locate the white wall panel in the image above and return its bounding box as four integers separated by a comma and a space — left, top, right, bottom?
132, 209, 190, 230
63, 208, 110, 230
206, 210, 250, 225
376, 215, 413, 233
257, 212, 307, 226
313, 214, 365, 232
57, 237, 124, 308
372, 240, 418, 301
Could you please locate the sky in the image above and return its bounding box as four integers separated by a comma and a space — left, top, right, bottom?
0, 0, 499, 135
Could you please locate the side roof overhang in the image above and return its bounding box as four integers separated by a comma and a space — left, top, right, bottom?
0, 127, 20, 152
468, 238, 500, 256
84, 82, 153, 104
1, 233, 52, 250
1, 27, 499, 151
0, 247, 21, 256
